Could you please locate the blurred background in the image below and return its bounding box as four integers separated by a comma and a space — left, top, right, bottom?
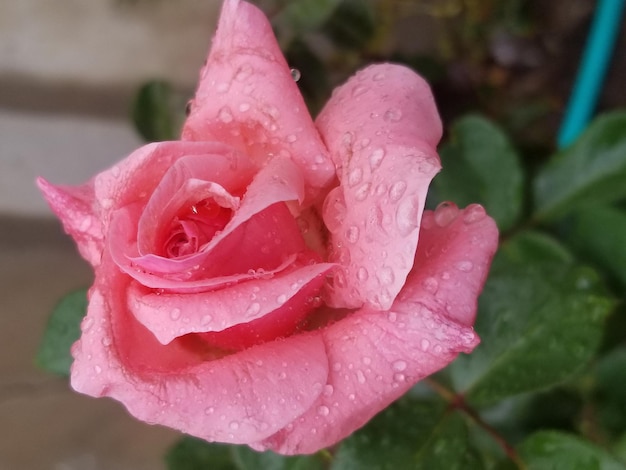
0, 0, 624, 468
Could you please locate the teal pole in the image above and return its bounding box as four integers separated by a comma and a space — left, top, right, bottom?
557, 0, 625, 149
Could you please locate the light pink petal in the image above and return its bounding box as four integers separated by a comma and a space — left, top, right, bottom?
182, 0, 335, 200
137, 152, 255, 255
37, 177, 103, 266
316, 64, 443, 311
128, 261, 334, 345
255, 205, 498, 454
71, 257, 330, 445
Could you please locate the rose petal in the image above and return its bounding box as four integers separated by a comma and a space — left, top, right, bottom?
182, 0, 335, 201
255, 205, 498, 454
128, 261, 334, 344
316, 64, 443, 311
37, 177, 103, 266
71, 257, 330, 445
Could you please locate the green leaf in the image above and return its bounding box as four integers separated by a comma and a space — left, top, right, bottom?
273, 0, 342, 44
565, 205, 626, 289
533, 111, 626, 222
165, 437, 237, 470
322, 0, 376, 50
594, 347, 626, 436
131, 80, 182, 142
450, 231, 614, 406
332, 397, 483, 469
232, 446, 326, 470
36, 288, 88, 376
433, 115, 524, 231
518, 431, 626, 470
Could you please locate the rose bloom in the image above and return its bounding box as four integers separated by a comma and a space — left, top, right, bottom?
38, 0, 498, 455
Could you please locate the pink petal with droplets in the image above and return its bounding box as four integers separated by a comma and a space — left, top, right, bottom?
254, 204, 498, 454
182, 0, 335, 201
71, 256, 330, 445
316, 64, 442, 311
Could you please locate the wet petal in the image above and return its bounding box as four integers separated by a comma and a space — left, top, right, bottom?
182, 0, 335, 200
317, 64, 442, 311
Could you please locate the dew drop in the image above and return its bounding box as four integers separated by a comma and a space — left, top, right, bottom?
389, 181, 407, 202
286, 134, 297, 143
360, 138, 371, 148
455, 261, 474, 272
384, 108, 403, 122
393, 373, 406, 382
377, 266, 395, 286
235, 64, 253, 81
170, 308, 181, 321
218, 106, 234, 123
78, 216, 93, 232
355, 182, 371, 201
229, 421, 240, 430
434, 202, 458, 227
238, 102, 250, 112
317, 405, 330, 416
201, 314, 213, 325
441, 271, 451, 280
276, 294, 287, 305
290, 68, 301, 82
388, 311, 397, 323
373, 71, 386, 81
216, 82, 229, 93
346, 225, 360, 244
422, 277, 439, 294
348, 167, 363, 187
323, 384, 334, 396
396, 195, 420, 236
245, 302, 261, 318
94, 365, 102, 374
333, 362, 342, 371
322, 187, 347, 233
362, 356, 372, 365
101, 337, 112, 347
368, 148, 385, 170
392, 360, 407, 371
205, 407, 215, 415
463, 204, 487, 224
421, 338, 431, 351
357, 266, 369, 281
356, 370, 366, 384
352, 85, 368, 97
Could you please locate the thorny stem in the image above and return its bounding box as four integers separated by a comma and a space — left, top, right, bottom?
425, 378, 528, 469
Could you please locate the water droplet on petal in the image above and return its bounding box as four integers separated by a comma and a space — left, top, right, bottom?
276, 294, 287, 305
94, 365, 102, 374
356, 370, 366, 384
101, 337, 112, 347
377, 266, 395, 286
455, 261, 474, 272
392, 360, 407, 371
322, 188, 347, 233
216, 82, 229, 93
323, 385, 334, 396
357, 266, 369, 281
389, 181, 407, 202
218, 106, 233, 123
368, 148, 385, 170
362, 356, 372, 365
355, 183, 371, 201
346, 225, 360, 243
463, 204, 487, 224
384, 108, 403, 122
434, 202, 458, 227
236, 64, 253, 81
245, 302, 261, 317
170, 308, 181, 321
290, 68, 301, 82
422, 277, 439, 294
317, 405, 330, 416
229, 421, 240, 430
393, 373, 406, 382
396, 195, 420, 236
352, 85, 368, 97
388, 311, 397, 323
286, 134, 297, 143
348, 167, 363, 187
421, 338, 431, 351
441, 271, 451, 280
238, 102, 250, 112
373, 72, 386, 81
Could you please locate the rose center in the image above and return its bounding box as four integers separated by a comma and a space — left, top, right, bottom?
164, 199, 232, 258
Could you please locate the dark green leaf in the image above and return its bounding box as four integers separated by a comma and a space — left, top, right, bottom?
232, 446, 326, 470
285, 39, 330, 116
166, 437, 237, 470
565, 205, 626, 289
332, 397, 483, 470
273, 0, 342, 44
322, 0, 376, 50
595, 347, 626, 436
131, 80, 182, 142
36, 288, 88, 376
518, 431, 626, 470
434, 115, 524, 231
533, 111, 626, 222
450, 232, 614, 406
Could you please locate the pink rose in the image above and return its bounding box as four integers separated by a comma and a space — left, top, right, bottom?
38, 0, 498, 455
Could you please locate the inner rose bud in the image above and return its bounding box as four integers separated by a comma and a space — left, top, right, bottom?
164, 199, 233, 258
